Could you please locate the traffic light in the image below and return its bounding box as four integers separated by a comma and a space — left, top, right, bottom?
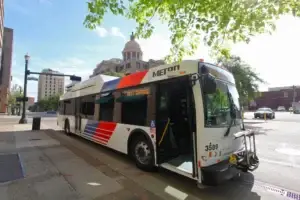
70, 75, 81, 81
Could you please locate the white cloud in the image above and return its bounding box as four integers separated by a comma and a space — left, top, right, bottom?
95, 26, 126, 40
95, 27, 108, 37
111, 27, 126, 40
231, 15, 299, 90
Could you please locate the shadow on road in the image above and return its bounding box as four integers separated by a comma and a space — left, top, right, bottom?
45, 130, 261, 200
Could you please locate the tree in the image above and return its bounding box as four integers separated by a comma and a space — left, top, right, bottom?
218, 55, 264, 105
38, 94, 60, 111
84, 0, 299, 62
102, 71, 125, 77
8, 84, 23, 114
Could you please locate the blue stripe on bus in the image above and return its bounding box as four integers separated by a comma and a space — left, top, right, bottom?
83, 120, 99, 136
101, 78, 121, 93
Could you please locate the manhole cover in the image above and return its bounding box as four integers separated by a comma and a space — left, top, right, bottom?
275, 148, 300, 156
0, 154, 24, 183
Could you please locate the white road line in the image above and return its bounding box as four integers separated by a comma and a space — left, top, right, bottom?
164, 186, 188, 200
259, 158, 300, 169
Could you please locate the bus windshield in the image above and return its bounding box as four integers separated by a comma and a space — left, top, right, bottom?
203, 79, 242, 127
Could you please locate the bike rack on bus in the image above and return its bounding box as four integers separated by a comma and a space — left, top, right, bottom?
234, 129, 259, 172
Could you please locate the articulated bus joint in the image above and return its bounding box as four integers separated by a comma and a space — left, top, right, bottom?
232, 129, 259, 172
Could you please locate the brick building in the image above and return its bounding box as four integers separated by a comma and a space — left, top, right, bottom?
0, 27, 13, 113
250, 86, 300, 110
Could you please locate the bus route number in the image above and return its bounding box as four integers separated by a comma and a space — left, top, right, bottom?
205, 143, 218, 151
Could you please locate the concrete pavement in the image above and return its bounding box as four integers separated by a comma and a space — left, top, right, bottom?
0, 125, 162, 200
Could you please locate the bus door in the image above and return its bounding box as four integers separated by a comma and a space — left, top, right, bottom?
74, 98, 81, 134
156, 76, 197, 179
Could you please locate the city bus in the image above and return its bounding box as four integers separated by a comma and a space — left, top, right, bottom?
57, 59, 259, 186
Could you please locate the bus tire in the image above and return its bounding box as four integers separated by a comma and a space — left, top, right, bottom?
131, 135, 155, 171
64, 120, 71, 136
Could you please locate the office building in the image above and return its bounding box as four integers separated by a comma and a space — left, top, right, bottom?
0, 27, 13, 113
38, 69, 64, 101
90, 32, 165, 77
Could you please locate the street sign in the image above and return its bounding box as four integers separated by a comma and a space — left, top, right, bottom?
70, 75, 81, 81
16, 97, 28, 102
28, 76, 38, 81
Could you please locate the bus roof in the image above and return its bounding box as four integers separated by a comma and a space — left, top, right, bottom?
60, 60, 234, 100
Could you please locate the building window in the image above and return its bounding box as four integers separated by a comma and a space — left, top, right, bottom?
137, 53, 140, 60
126, 63, 131, 69
137, 62, 140, 69
127, 52, 130, 60
132, 52, 136, 58
284, 91, 288, 98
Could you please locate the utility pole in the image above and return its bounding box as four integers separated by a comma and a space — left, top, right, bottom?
19, 54, 30, 124
293, 85, 296, 103
18, 53, 81, 124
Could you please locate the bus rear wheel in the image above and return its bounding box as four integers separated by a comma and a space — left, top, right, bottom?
64, 120, 71, 136
131, 135, 155, 171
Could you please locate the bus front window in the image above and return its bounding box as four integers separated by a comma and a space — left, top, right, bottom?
203, 80, 241, 127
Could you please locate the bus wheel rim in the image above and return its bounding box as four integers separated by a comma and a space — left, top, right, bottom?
135, 141, 151, 165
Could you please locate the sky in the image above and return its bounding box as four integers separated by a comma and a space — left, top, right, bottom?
4, 0, 300, 101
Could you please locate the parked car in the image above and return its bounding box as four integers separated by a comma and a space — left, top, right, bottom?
254, 107, 275, 119
277, 106, 286, 111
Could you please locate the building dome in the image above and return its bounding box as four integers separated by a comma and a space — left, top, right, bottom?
122, 32, 142, 52
122, 32, 143, 61
123, 40, 142, 52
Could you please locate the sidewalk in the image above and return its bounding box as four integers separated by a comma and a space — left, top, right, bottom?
0, 124, 161, 200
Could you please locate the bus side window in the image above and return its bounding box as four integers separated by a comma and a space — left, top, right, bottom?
99, 97, 114, 121
121, 97, 148, 126
80, 95, 95, 117
64, 99, 74, 115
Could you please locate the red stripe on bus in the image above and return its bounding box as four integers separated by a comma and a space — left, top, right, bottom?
116, 70, 148, 89
93, 121, 117, 142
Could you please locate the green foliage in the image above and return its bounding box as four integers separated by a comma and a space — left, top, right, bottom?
84, 0, 298, 62
102, 71, 125, 77
8, 84, 23, 107
219, 55, 265, 105
207, 88, 229, 116
38, 95, 60, 111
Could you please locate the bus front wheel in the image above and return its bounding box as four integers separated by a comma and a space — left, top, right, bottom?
64, 120, 71, 136
131, 135, 155, 171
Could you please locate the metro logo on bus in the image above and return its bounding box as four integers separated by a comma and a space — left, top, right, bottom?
152, 65, 180, 77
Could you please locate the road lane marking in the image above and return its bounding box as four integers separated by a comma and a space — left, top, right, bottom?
164, 186, 188, 200
259, 158, 300, 169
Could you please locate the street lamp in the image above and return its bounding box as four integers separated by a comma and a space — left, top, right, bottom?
19, 53, 30, 124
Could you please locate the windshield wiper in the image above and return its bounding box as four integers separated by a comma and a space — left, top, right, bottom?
224, 88, 236, 137
224, 118, 234, 137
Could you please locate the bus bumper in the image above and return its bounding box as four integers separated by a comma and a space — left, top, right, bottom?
201, 129, 260, 186
201, 159, 239, 186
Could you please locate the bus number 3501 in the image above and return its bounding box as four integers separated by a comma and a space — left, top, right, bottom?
205, 143, 218, 151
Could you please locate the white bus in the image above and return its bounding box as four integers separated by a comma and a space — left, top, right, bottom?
58, 59, 259, 186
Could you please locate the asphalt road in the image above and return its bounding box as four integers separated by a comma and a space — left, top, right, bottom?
1, 114, 300, 199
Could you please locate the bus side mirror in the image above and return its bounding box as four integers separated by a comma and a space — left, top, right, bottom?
202, 75, 216, 94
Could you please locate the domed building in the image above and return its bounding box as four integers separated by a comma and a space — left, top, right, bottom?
91, 32, 165, 77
